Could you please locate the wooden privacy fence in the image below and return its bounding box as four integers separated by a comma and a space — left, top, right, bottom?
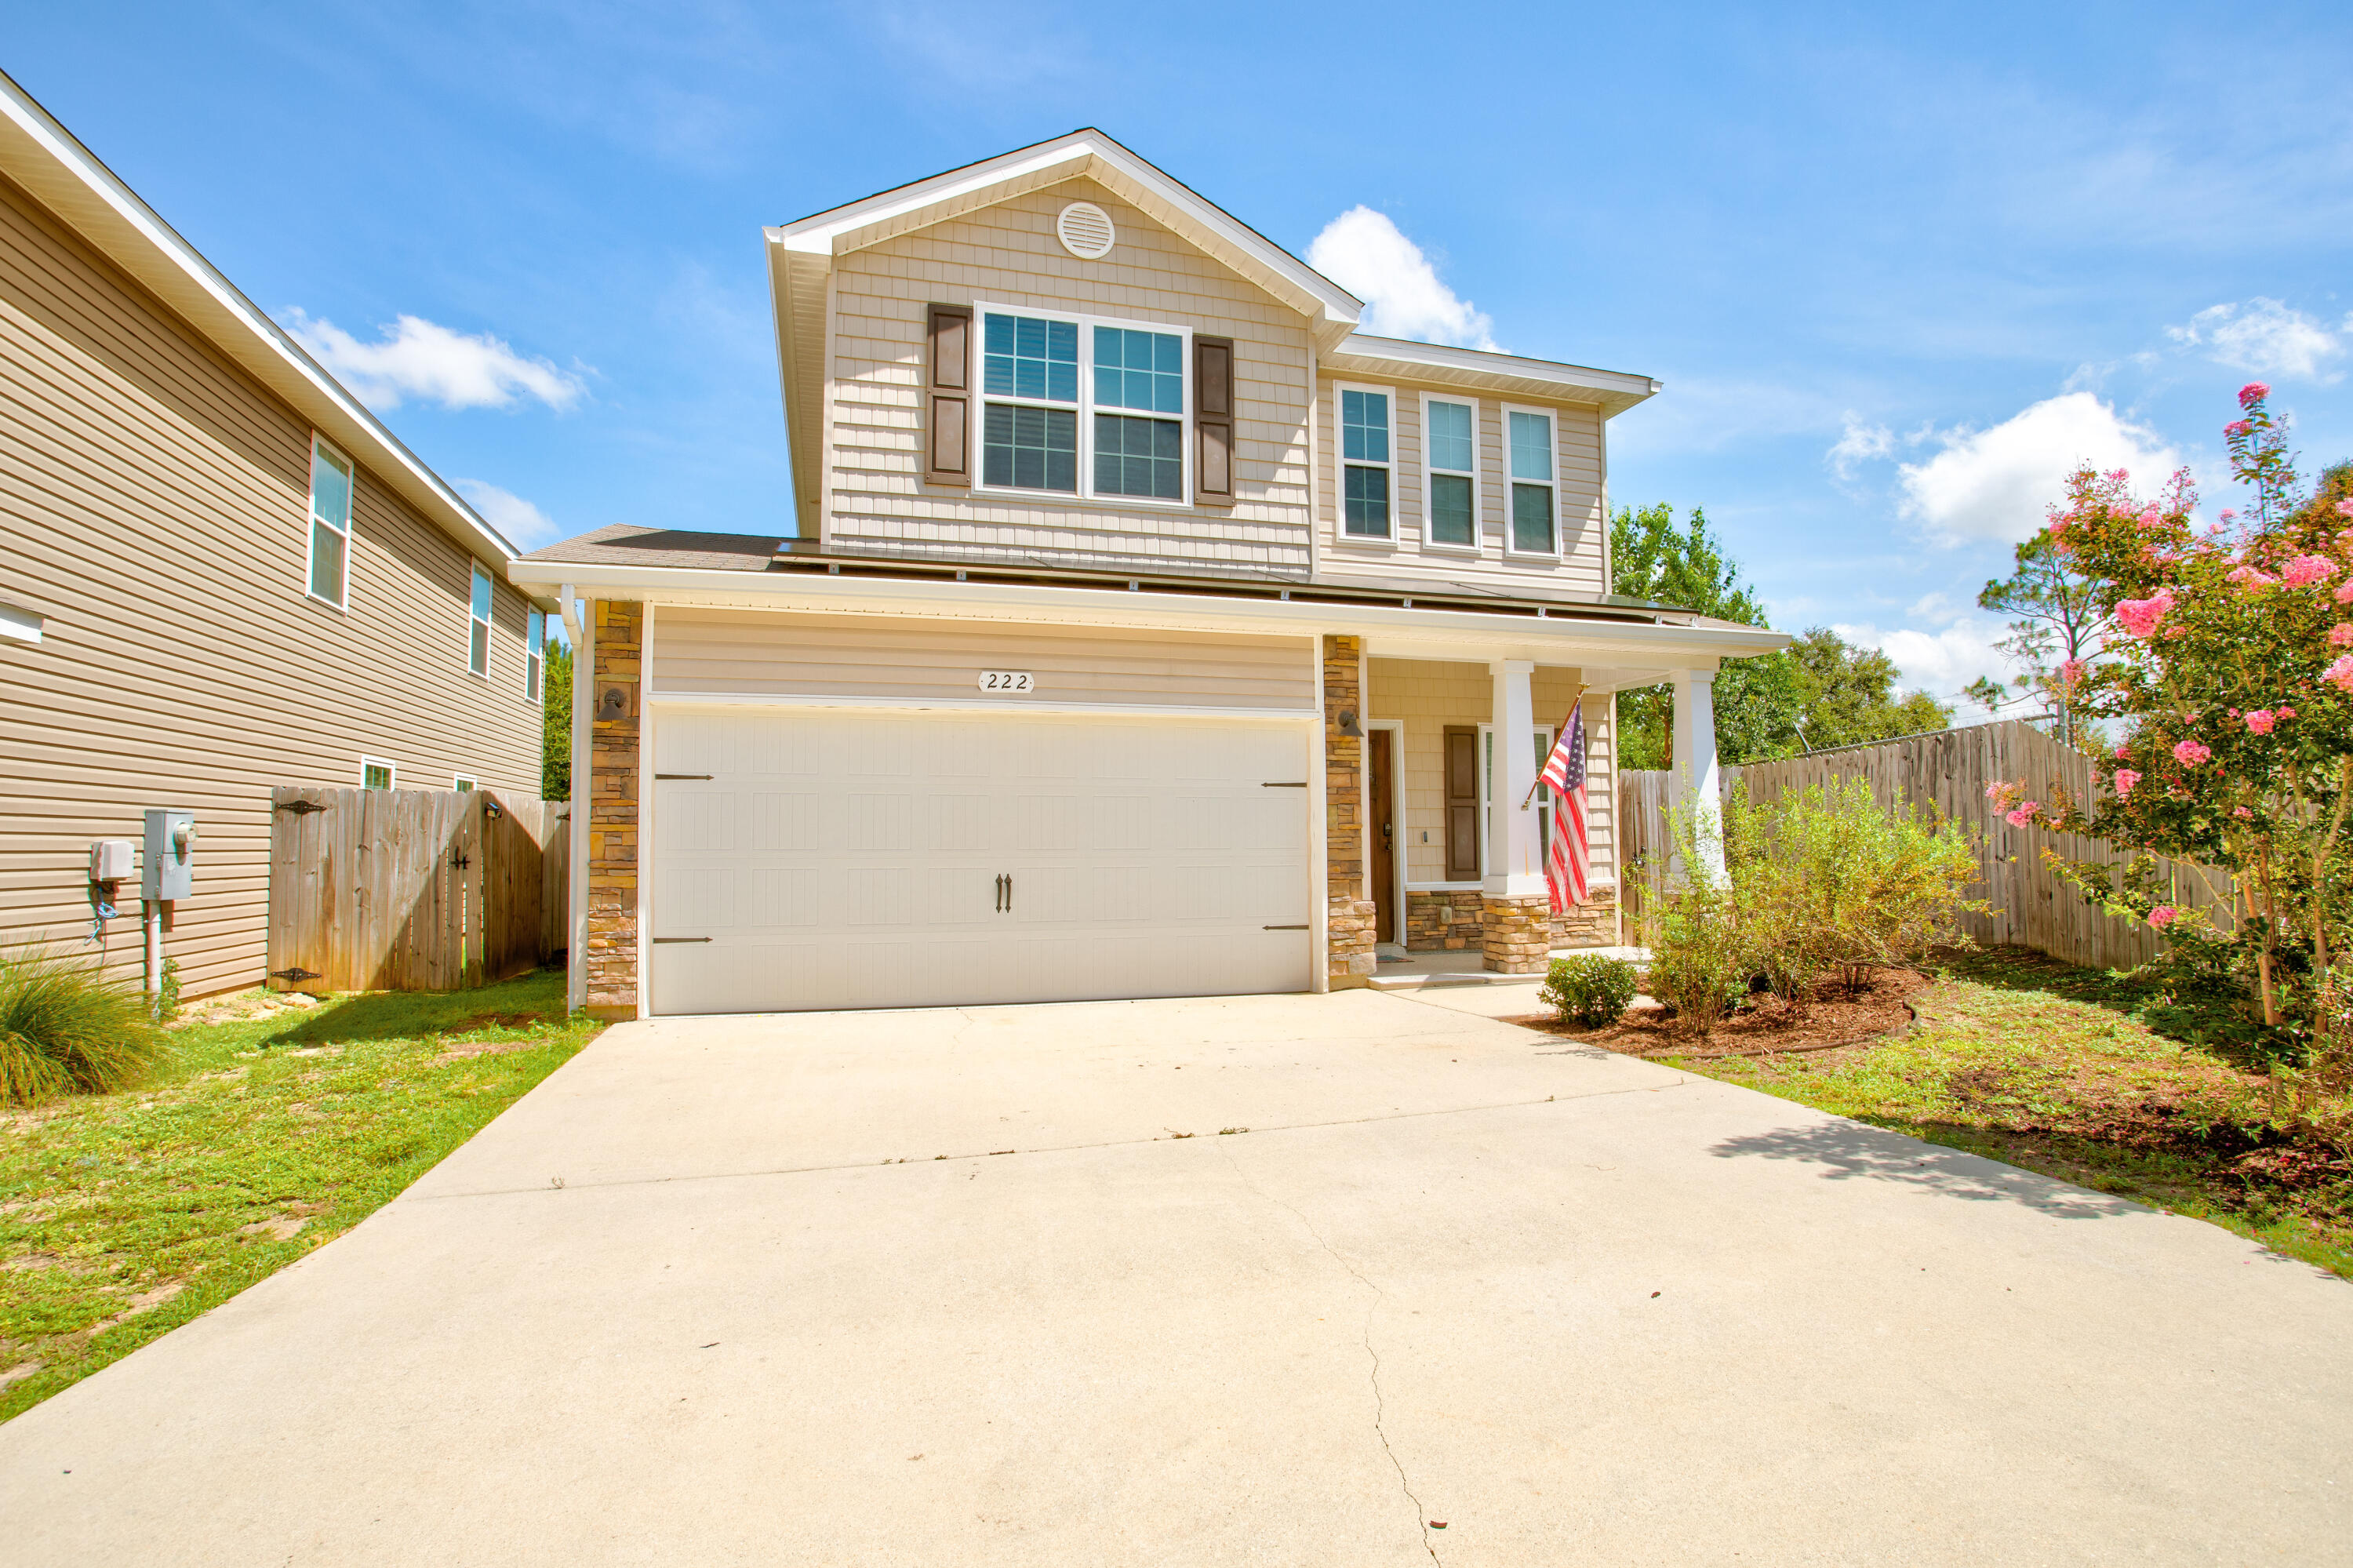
267, 786, 570, 992
1617, 720, 2235, 973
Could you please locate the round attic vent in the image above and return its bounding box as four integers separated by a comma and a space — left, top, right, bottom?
1056, 201, 1116, 260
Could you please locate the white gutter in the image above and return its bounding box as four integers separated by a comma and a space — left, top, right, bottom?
507, 559, 1791, 664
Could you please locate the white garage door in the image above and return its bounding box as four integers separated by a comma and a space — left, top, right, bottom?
648, 708, 1314, 1014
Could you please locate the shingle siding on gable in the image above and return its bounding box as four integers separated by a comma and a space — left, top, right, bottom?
824, 177, 1314, 578
1315, 377, 1609, 596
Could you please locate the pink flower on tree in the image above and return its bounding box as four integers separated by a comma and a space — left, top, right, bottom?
2332, 624, 2353, 647
2335, 581, 2353, 605
2278, 707, 2297, 719
2058, 657, 2088, 686
2245, 709, 2276, 734
2115, 744, 2131, 759
2337, 499, 2353, 518
2327, 655, 2353, 693
2004, 804, 2038, 828
2137, 504, 2165, 528
2233, 806, 2254, 819
2227, 565, 2278, 589
2283, 554, 2339, 586
2115, 588, 2176, 637
2239, 383, 2270, 409
2114, 769, 2140, 797
2226, 420, 2252, 438
2148, 906, 2180, 930
2173, 739, 2213, 766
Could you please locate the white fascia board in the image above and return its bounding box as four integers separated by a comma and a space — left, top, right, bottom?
506, 558, 1791, 666
772, 130, 1362, 336
1325, 334, 1661, 417
0, 70, 525, 578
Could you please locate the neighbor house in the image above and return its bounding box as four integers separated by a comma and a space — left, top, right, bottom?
514, 130, 1784, 1020
0, 71, 552, 998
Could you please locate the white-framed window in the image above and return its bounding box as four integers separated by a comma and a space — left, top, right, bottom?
972, 304, 1189, 504
1477, 725, 1558, 877
1421, 393, 1480, 551
1504, 405, 1558, 556
361, 756, 396, 791
526, 608, 546, 701
1335, 384, 1394, 540
467, 562, 492, 676
306, 435, 354, 607
453, 773, 477, 792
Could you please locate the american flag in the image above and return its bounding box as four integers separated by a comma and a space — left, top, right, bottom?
1540, 704, 1591, 912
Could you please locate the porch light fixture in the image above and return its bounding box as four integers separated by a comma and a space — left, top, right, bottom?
1339, 710, 1361, 736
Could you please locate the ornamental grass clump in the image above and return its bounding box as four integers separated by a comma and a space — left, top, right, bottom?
0, 946, 172, 1104
1540, 953, 1640, 1028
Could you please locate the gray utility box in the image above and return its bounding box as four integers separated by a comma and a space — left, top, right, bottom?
142, 809, 195, 901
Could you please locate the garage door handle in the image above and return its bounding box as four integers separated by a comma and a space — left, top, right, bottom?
1263, 924, 1307, 930
653, 937, 711, 944
1261, 781, 1307, 788
654, 773, 712, 780
995, 873, 1012, 913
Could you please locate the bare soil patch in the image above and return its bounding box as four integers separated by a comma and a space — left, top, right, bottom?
1513, 968, 1933, 1058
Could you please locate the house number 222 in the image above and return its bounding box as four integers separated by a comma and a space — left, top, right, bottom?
976, 671, 1035, 693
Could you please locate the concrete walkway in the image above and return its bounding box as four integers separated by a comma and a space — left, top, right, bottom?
2, 988, 2348, 1565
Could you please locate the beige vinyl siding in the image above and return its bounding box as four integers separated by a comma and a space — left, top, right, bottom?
0, 172, 541, 999
826, 176, 1315, 578
1366, 660, 1613, 886
652, 608, 1314, 711
1317, 377, 1607, 597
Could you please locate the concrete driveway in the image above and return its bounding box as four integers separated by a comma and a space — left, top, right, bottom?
3, 988, 2348, 1566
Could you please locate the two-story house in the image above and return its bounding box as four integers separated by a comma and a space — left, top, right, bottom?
0, 70, 553, 1000
515, 131, 1784, 1020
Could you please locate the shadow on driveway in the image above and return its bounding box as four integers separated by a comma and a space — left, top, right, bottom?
1707, 1118, 2145, 1221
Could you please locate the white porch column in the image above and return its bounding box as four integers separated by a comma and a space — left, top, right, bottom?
1486, 660, 1544, 897
1671, 668, 1726, 885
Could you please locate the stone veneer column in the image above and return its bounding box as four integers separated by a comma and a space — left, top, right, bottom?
583, 600, 642, 1020
1482, 893, 1553, 975
1323, 634, 1377, 986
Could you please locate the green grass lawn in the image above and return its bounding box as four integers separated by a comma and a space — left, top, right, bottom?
1653, 948, 2353, 1280
0, 968, 598, 1423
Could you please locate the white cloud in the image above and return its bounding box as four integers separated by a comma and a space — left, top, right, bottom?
1826, 415, 1894, 482
283, 310, 586, 412
2167, 297, 2344, 382
454, 478, 561, 550
1834, 613, 2017, 722
1896, 392, 2183, 544
1307, 207, 1498, 351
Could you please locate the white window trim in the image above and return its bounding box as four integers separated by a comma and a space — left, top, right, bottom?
304, 433, 354, 613
1500, 402, 1562, 559
1476, 722, 1555, 879
1332, 380, 1398, 549
525, 608, 546, 702
453, 773, 478, 792
467, 561, 493, 678
1419, 391, 1482, 556
360, 755, 397, 791
968, 301, 1193, 509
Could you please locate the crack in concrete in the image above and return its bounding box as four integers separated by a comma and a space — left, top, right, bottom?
1223, 1148, 1442, 1566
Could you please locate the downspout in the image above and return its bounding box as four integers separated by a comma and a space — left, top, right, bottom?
559, 585, 589, 1014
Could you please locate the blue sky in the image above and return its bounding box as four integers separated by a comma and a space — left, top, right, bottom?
9, 2, 2351, 705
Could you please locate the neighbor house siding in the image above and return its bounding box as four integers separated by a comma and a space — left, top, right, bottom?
1366, 659, 1613, 886
1315, 377, 1607, 597
824, 176, 1315, 579
0, 170, 541, 998
652, 608, 1315, 711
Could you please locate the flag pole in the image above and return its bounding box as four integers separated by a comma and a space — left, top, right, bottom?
1521, 685, 1589, 808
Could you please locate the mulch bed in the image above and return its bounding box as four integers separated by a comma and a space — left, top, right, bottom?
1510, 967, 1933, 1059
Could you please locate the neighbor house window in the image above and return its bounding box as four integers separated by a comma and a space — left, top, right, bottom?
361, 757, 395, 791
1424, 396, 1478, 549
974, 305, 1187, 503
307, 435, 354, 606
468, 562, 492, 676
1339, 387, 1392, 539
453, 774, 477, 792
1507, 408, 1557, 554
526, 609, 546, 701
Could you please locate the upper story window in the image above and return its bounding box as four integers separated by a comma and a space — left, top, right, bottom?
974, 305, 1188, 504
526, 609, 546, 701
1339, 386, 1392, 539
1506, 408, 1557, 555
468, 562, 493, 676
307, 435, 353, 607
1424, 396, 1478, 550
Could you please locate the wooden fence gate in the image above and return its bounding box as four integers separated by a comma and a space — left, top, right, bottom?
1617, 719, 2235, 973
267, 786, 571, 992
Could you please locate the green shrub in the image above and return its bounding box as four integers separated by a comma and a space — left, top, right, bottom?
1644, 897, 1754, 1038
1540, 953, 1640, 1027
0, 948, 172, 1104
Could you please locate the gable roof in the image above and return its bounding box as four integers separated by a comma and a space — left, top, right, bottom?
0, 67, 527, 580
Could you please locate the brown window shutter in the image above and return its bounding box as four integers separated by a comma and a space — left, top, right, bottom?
924, 304, 973, 486
1193, 334, 1235, 505
1444, 726, 1481, 880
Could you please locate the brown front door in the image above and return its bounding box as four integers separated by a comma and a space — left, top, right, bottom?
1369, 728, 1396, 944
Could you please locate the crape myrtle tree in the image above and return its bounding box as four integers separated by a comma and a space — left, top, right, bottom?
1989, 384, 2353, 1060
1611, 504, 1949, 768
